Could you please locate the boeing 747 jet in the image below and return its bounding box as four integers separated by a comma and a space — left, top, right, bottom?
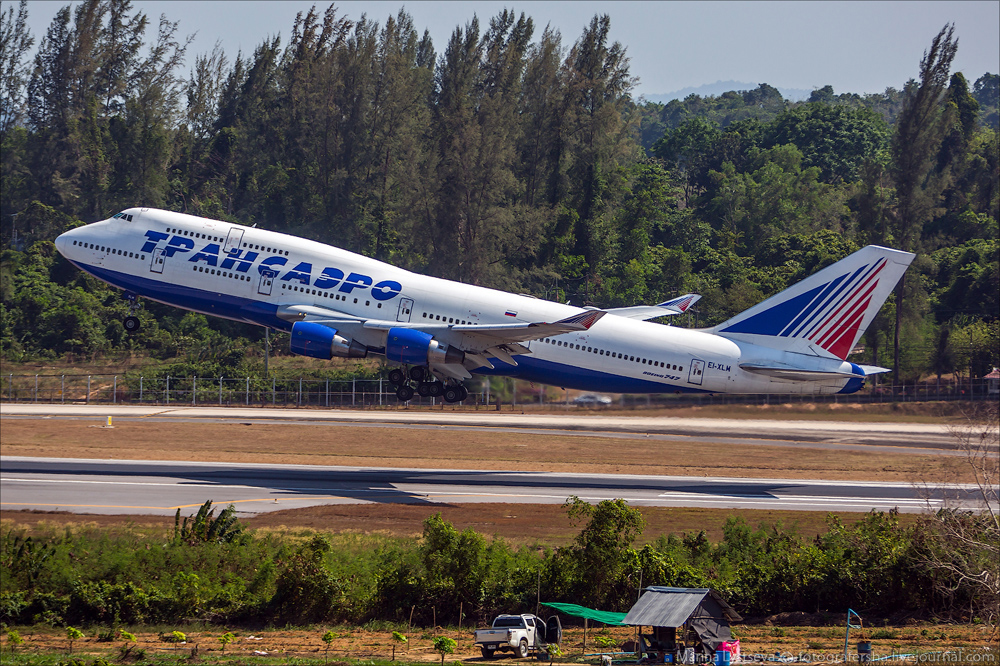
55, 208, 914, 403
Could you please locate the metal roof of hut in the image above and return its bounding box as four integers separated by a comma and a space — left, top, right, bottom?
622, 587, 742, 653
623, 587, 742, 627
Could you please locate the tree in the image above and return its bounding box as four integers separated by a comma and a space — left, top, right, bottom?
890, 23, 958, 380
322, 630, 336, 662
559, 14, 637, 302
66, 626, 84, 654
563, 495, 645, 606
6, 629, 23, 654
0, 0, 34, 140
433, 636, 457, 665
391, 630, 407, 660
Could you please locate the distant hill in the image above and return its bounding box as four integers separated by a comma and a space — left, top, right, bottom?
641, 80, 812, 103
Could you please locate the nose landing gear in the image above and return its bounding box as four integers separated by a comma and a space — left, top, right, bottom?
389, 366, 467, 403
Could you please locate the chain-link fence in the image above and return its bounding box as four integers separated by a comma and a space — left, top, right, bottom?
2, 373, 996, 408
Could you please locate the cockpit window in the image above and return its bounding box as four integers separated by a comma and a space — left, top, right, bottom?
112, 212, 134, 222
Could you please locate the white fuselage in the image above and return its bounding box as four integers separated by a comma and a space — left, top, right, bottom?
55, 208, 862, 395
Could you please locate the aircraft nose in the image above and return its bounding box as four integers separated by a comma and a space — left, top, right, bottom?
54, 231, 69, 257
54, 228, 76, 259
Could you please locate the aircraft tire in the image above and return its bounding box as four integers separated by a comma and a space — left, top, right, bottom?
428, 380, 444, 397
388, 368, 406, 385
457, 385, 469, 401
443, 386, 462, 403
409, 366, 427, 382
123, 316, 141, 333
417, 382, 432, 397
395, 385, 414, 402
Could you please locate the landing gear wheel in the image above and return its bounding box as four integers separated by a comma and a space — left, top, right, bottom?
443, 386, 462, 403
409, 366, 428, 382
517, 639, 529, 659
388, 368, 406, 385
481, 648, 495, 660
395, 385, 414, 402
123, 315, 141, 333
428, 380, 444, 397
417, 382, 433, 397
458, 385, 469, 401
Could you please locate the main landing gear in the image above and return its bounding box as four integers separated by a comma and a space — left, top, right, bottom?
121, 292, 142, 333
388, 366, 468, 403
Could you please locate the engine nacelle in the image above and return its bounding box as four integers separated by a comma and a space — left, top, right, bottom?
290, 321, 367, 360
386, 327, 464, 366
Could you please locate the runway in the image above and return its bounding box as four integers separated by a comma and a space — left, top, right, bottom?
0, 456, 987, 515
3, 404, 990, 516
0, 404, 966, 453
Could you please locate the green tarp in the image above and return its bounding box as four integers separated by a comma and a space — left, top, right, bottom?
541, 602, 627, 626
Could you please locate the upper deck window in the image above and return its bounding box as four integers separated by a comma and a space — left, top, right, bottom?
112, 212, 134, 222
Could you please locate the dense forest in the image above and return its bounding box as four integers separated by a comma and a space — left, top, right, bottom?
1, 0, 997, 382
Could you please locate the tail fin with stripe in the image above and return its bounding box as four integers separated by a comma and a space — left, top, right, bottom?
711, 245, 915, 360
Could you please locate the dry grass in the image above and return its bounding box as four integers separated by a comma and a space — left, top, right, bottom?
0, 419, 972, 483
2, 502, 920, 547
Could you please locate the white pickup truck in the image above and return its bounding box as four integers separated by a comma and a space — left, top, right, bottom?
473, 614, 562, 659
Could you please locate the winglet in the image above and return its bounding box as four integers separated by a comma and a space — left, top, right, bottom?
657, 293, 701, 313
553, 309, 605, 330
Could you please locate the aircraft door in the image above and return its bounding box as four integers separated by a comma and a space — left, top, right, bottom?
150, 248, 166, 274
687, 358, 705, 385
258, 269, 275, 295
396, 298, 414, 322
224, 227, 244, 254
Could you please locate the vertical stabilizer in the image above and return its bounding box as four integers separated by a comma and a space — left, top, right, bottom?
711, 245, 915, 359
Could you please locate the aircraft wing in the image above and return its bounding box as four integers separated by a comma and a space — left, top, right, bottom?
276, 304, 606, 363
606, 294, 701, 320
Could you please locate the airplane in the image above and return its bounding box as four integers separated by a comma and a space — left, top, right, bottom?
54, 207, 914, 403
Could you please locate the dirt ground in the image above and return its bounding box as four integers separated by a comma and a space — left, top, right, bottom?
2, 623, 995, 663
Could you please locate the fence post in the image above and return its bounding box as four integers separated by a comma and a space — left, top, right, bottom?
352, 378, 356, 407
325, 378, 329, 408
272, 377, 276, 406
113, 376, 117, 404
61, 375, 65, 404
166, 376, 170, 404
298, 377, 302, 406
219, 376, 223, 405
140, 376, 143, 403
34, 374, 38, 403
87, 375, 91, 404
246, 377, 249, 405
379, 377, 383, 407
192, 376, 197, 405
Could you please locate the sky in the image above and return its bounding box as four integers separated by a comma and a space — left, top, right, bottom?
21, 0, 1000, 99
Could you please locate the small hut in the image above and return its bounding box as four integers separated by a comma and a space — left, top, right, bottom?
622, 587, 742, 660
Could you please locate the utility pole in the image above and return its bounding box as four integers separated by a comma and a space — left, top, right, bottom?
264, 328, 270, 376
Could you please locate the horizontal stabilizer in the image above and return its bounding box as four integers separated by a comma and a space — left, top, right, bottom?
739, 362, 864, 382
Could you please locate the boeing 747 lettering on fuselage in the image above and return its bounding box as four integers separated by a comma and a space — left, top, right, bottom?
55, 208, 914, 403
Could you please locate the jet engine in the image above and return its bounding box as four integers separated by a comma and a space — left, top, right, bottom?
290, 321, 367, 359
386, 327, 464, 367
